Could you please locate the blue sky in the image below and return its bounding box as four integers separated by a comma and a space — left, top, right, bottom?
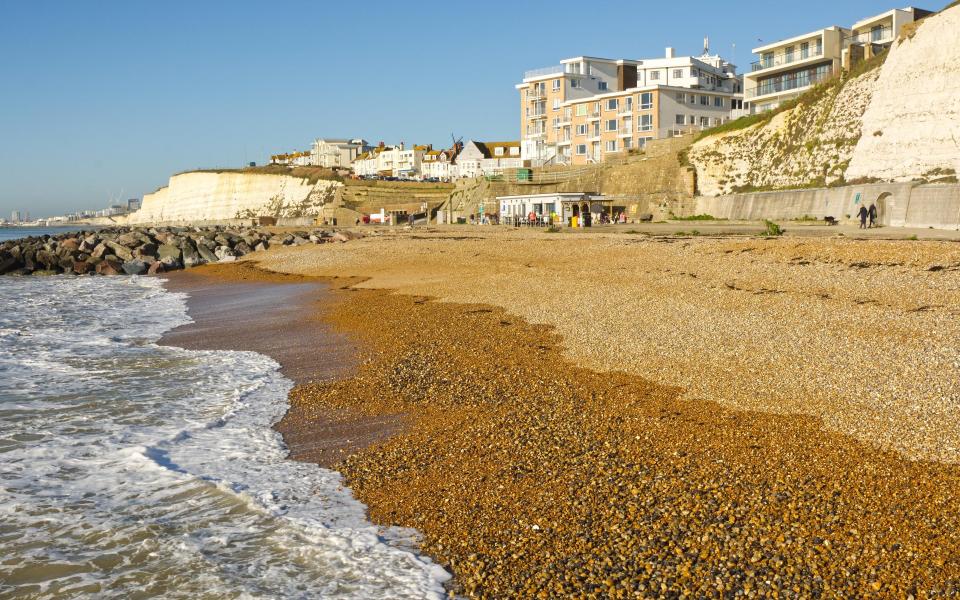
0, 0, 904, 217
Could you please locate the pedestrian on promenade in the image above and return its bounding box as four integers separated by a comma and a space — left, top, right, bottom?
868, 203, 878, 228
858, 205, 869, 229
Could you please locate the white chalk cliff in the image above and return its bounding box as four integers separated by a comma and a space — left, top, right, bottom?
846, 5, 960, 182
120, 171, 342, 225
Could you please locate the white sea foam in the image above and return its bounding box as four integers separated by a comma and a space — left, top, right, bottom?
0, 276, 449, 598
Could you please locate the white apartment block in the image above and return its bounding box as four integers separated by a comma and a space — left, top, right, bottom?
517, 45, 744, 166
352, 143, 432, 178
744, 6, 931, 113
456, 141, 522, 178
311, 138, 372, 168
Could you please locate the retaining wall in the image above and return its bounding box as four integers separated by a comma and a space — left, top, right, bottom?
694, 183, 960, 229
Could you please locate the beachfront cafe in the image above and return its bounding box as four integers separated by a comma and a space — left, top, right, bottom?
497, 192, 611, 227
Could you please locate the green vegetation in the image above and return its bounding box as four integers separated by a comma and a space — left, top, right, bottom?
671, 213, 721, 221
545, 225, 562, 233
907, 234, 919, 241
763, 220, 785, 237
792, 215, 819, 222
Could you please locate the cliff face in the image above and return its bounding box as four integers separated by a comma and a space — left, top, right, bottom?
846, 5, 960, 182
690, 3, 960, 197
122, 171, 342, 225
688, 67, 880, 196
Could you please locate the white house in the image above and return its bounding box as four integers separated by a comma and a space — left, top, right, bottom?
311, 138, 372, 168
457, 141, 522, 178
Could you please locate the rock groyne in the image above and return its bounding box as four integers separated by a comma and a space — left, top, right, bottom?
0, 227, 356, 277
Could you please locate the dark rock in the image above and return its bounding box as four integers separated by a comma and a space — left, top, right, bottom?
157, 244, 182, 263
105, 241, 134, 262
96, 259, 123, 276
137, 242, 158, 257
234, 242, 252, 255
121, 260, 148, 275
73, 260, 93, 275
182, 245, 203, 268
196, 244, 218, 264
0, 256, 18, 275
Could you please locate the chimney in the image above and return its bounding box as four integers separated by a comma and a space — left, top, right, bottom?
665, 47, 675, 59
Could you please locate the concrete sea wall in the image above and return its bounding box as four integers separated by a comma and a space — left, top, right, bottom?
695, 183, 960, 229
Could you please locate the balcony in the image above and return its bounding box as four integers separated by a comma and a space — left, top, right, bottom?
523, 65, 564, 80
751, 47, 824, 72
618, 104, 633, 116
587, 112, 601, 121
617, 127, 633, 138
526, 130, 547, 139
527, 90, 546, 101
529, 111, 547, 119
745, 67, 833, 99
846, 25, 894, 45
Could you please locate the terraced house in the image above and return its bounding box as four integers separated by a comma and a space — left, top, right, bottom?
517, 45, 744, 166
744, 6, 931, 113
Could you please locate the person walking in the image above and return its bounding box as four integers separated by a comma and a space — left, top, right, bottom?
868, 203, 878, 228
857, 205, 869, 229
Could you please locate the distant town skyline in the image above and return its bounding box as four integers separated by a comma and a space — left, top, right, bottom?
0, 0, 908, 217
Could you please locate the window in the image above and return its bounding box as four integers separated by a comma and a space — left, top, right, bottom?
714, 97, 723, 108
495, 147, 504, 156
785, 45, 795, 63
650, 70, 660, 80
552, 79, 561, 91
700, 117, 710, 127
553, 99, 560, 111
571, 79, 581, 88
623, 137, 632, 149
688, 94, 696, 104
673, 69, 684, 79
800, 41, 810, 59
510, 147, 520, 156
576, 144, 587, 155
675, 114, 685, 125
688, 115, 697, 125
762, 52, 774, 69
691, 68, 699, 77
639, 114, 653, 131
700, 95, 709, 105
606, 98, 618, 111
598, 81, 608, 91
638, 137, 652, 148
606, 119, 618, 131
576, 104, 587, 116
816, 38, 823, 56
639, 92, 653, 110
676, 92, 685, 102
576, 124, 587, 136
553, 117, 560, 129
605, 140, 617, 152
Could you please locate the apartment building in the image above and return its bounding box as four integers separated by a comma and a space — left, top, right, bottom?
745, 6, 930, 113
310, 138, 372, 168
352, 143, 431, 178
517, 47, 743, 166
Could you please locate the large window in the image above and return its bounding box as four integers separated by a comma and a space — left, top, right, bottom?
576, 124, 587, 136
649, 70, 660, 80
676, 92, 686, 102
639, 114, 653, 131
714, 97, 724, 108
576, 104, 587, 116
800, 42, 810, 59
605, 140, 617, 152
576, 144, 587, 155
552, 79, 561, 91
639, 92, 653, 110
606, 119, 618, 131
571, 79, 581, 88
700, 117, 710, 127
598, 81, 608, 91
553, 99, 560, 111
675, 114, 685, 125
700, 95, 709, 105
606, 98, 618, 111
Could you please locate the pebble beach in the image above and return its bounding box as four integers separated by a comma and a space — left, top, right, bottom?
224, 227, 958, 596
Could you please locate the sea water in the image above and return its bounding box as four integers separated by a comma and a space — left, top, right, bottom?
0, 276, 449, 598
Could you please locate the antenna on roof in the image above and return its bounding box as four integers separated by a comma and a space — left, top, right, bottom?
703, 36, 710, 56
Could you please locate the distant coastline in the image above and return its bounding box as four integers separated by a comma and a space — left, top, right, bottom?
0, 225, 100, 243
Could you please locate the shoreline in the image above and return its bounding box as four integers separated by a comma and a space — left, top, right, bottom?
162, 248, 960, 597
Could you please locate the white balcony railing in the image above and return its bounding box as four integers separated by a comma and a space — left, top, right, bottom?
523, 65, 564, 80
751, 47, 824, 72
846, 25, 893, 44
745, 67, 833, 99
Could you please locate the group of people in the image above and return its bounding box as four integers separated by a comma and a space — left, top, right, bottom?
857, 203, 879, 229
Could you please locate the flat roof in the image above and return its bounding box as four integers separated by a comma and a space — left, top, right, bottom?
753, 26, 845, 54
852, 7, 919, 29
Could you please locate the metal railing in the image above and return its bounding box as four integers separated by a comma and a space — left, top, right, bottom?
745, 67, 833, 99
845, 25, 893, 44
751, 48, 824, 71
523, 65, 564, 79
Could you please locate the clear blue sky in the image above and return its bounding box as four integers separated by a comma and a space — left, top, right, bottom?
0, 0, 905, 217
